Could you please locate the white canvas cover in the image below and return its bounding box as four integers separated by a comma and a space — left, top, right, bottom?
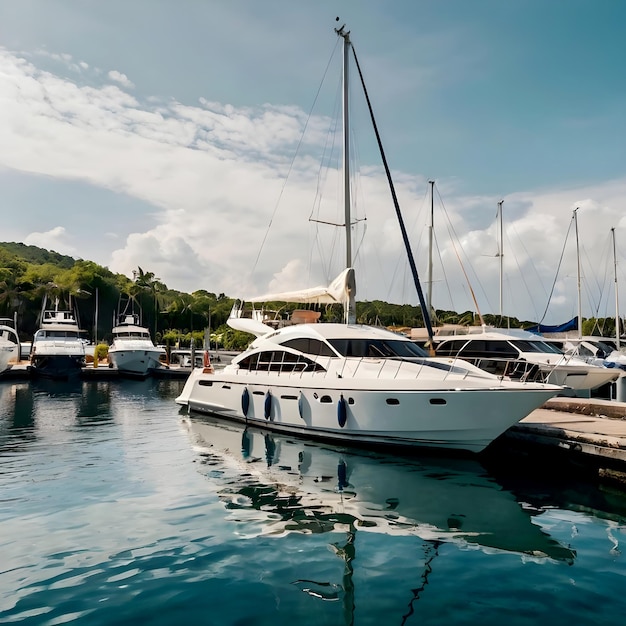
246, 268, 356, 305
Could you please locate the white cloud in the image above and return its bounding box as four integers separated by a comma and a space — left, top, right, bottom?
24, 226, 76, 255
107, 69, 134, 89
1, 46, 625, 324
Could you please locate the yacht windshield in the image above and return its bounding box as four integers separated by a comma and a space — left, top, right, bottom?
511, 340, 563, 355
328, 338, 429, 358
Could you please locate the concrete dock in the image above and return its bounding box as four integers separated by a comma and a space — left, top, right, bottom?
1, 362, 192, 380
493, 397, 626, 484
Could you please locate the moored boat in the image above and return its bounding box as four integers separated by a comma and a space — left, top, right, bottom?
176, 24, 562, 453
0, 317, 20, 375
107, 314, 166, 378
30, 306, 87, 379
431, 327, 621, 393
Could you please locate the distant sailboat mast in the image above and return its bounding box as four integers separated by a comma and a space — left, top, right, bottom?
612, 227, 620, 349
497, 200, 504, 320
574, 208, 583, 340
427, 179, 435, 318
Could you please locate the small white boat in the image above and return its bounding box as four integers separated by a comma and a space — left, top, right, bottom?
432, 327, 621, 392
30, 307, 87, 379
0, 318, 20, 375
107, 314, 166, 378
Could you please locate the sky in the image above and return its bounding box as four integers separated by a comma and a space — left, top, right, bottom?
1, 0, 625, 325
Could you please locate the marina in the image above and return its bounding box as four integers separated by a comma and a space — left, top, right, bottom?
1, 7, 626, 624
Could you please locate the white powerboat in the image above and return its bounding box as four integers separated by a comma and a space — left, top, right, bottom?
30, 307, 87, 379
176, 25, 561, 454
107, 314, 166, 378
0, 318, 20, 375
177, 318, 560, 453
546, 336, 626, 373
432, 327, 621, 392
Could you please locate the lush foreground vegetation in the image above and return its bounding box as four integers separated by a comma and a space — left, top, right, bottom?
0, 242, 620, 351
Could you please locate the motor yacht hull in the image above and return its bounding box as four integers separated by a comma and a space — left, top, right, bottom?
178, 368, 558, 454
0, 343, 18, 375
30, 354, 85, 380
108, 343, 165, 378
543, 364, 619, 390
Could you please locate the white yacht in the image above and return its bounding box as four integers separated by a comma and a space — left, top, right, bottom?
431, 327, 620, 392
0, 318, 20, 375
30, 308, 87, 379
176, 316, 560, 453
107, 314, 166, 378
546, 336, 626, 370
176, 25, 562, 454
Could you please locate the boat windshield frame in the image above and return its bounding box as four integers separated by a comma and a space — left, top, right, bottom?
328, 338, 429, 359
510, 340, 564, 355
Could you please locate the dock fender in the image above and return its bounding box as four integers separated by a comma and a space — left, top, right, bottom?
298, 391, 305, 420
337, 394, 347, 428
264, 390, 272, 420
241, 387, 250, 419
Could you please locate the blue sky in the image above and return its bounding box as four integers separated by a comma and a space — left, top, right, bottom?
1, 0, 625, 324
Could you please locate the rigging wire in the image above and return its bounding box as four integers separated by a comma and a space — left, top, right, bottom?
537, 214, 574, 324
251, 38, 342, 278
508, 221, 550, 309
436, 189, 487, 324
310, 71, 343, 285
503, 229, 541, 322
350, 43, 434, 343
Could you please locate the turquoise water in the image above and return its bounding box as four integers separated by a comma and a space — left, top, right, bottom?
1, 378, 626, 625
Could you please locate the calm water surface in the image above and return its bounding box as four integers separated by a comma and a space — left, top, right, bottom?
1, 378, 626, 625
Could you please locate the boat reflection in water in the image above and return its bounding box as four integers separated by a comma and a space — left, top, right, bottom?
183, 414, 576, 566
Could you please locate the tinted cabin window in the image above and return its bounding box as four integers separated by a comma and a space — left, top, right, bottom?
328, 338, 428, 358
465, 340, 517, 359
435, 340, 468, 357
280, 338, 336, 357
454, 340, 518, 359
237, 350, 326, 373
512, 340, 562, 355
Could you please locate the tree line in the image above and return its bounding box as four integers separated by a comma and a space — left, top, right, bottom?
0, 242, 621, 352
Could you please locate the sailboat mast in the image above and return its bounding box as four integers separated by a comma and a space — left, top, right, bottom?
337, 24, 356, 324
497, 200, 503, 319
427, 180, 434, 318
574, 208, 582, 339
612, 227, 620, 349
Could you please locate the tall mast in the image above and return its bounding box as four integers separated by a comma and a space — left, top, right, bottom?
574, 208, 582, 339
336, 23, 356, 324
497, 200, 504, 319
427, 180, 434, 319
612, 227, 620, 349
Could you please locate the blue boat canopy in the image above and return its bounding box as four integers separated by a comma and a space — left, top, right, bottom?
525, 317, 578, 334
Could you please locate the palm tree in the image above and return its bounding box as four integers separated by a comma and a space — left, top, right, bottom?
134, 267, 166, 338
